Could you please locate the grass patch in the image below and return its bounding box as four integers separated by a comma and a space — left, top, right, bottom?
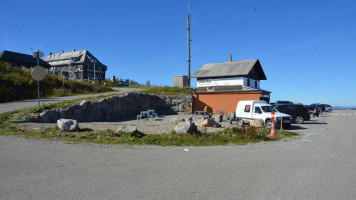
29, 104, 57, 113
133, 86, 193, 95
0, 123, 299, 146
0, 61, 112, 103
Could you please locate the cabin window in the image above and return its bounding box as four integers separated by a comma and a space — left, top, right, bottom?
244, 105, 251, 113
247, 79, 250, 86
255, 81, 257, 88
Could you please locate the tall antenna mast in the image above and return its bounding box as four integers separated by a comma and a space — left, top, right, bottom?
187, 2, 191, 87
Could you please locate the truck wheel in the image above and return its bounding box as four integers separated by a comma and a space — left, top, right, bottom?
265, 120, 272, 129
237, 119, 244, 127
295, 115, 304, 124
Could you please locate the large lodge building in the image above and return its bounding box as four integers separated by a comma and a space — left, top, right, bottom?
44, 50, 107, 81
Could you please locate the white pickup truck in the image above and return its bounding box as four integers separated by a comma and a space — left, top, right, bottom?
231, 100, 293, 129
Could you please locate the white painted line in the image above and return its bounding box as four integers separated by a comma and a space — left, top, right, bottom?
335, 114, 339, 115
348, 114, 352, 116
312, 133, 320, 135
303, 140, 314, 142
341, 114, 346, 115
184, 149, 189, 152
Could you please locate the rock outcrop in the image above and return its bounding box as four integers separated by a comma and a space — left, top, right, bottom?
33, 93, 193, 123
175, 121, 198, 134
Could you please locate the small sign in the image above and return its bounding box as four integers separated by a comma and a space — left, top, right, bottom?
31, 66, 46, 81
33, 51, 44, 58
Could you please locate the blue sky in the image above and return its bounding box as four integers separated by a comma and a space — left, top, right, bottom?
1, 0, 355, 107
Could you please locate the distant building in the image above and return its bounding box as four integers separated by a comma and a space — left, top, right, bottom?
44, 50, 107, 81
192, 59, 271, 113
173, 75, 189, 88
0, 50, 50, 68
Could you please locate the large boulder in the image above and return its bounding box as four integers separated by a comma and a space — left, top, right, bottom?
249, 119, 263, 127
57, 119, 79, 132
174, 121, 197, 134
117, 125, 137, 133
195, 118, 220, 127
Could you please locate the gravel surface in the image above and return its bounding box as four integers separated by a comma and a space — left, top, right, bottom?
15, 112, 318, 135
16, 113, 229, 134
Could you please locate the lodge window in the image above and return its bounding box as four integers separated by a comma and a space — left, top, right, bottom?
247, 79, 250, 87
255, 81, 257, 88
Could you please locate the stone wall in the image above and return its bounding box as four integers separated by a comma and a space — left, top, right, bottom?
35, 93, 193, 123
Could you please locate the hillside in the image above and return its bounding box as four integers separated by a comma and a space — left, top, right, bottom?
0, 61, 112, 103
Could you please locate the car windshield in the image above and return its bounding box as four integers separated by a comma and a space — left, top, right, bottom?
272, 106, 281, 112
261, 106, 274, 112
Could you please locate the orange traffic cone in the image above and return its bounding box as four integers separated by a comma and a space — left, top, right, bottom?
270, 111, 277, 137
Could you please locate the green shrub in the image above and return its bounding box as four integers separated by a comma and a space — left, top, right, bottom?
29, 104, 56, 113
137, 86, 193, 95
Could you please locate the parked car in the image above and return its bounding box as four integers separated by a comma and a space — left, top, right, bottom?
276, 100, 294, 105
322, 104, 332, 112
310, 103, 325, 112
231, 100, 292, 129
304, 105, 314, 111
273, 104, 310, 124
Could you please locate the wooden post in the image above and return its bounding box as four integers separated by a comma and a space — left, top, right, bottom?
280, 117, 283, 132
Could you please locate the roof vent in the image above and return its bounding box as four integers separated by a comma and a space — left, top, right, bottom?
229, 54, 232, 62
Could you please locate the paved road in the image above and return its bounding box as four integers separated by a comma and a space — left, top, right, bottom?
0, 88, 143, 114
1, 110, 356, 200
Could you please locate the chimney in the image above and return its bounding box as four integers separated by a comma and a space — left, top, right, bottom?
229, 54, 232, 62
71, 49, 75, 53
49, 52, 52, 55
60, 50, 64, 54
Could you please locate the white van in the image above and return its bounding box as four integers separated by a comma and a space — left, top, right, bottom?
232, 100, 292, 129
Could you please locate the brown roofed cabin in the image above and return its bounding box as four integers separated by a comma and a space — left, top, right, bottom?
192, 59, 271, 114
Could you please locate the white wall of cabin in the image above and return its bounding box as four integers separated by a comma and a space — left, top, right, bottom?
197, 77, 260, 89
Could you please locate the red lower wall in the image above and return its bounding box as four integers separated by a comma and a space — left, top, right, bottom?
193, 92, 270, 114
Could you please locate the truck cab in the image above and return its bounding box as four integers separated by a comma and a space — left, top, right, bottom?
234, 100, 292, 129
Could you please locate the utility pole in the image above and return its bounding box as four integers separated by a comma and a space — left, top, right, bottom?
36, 50, 40, 107
187, 8, 191, 87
